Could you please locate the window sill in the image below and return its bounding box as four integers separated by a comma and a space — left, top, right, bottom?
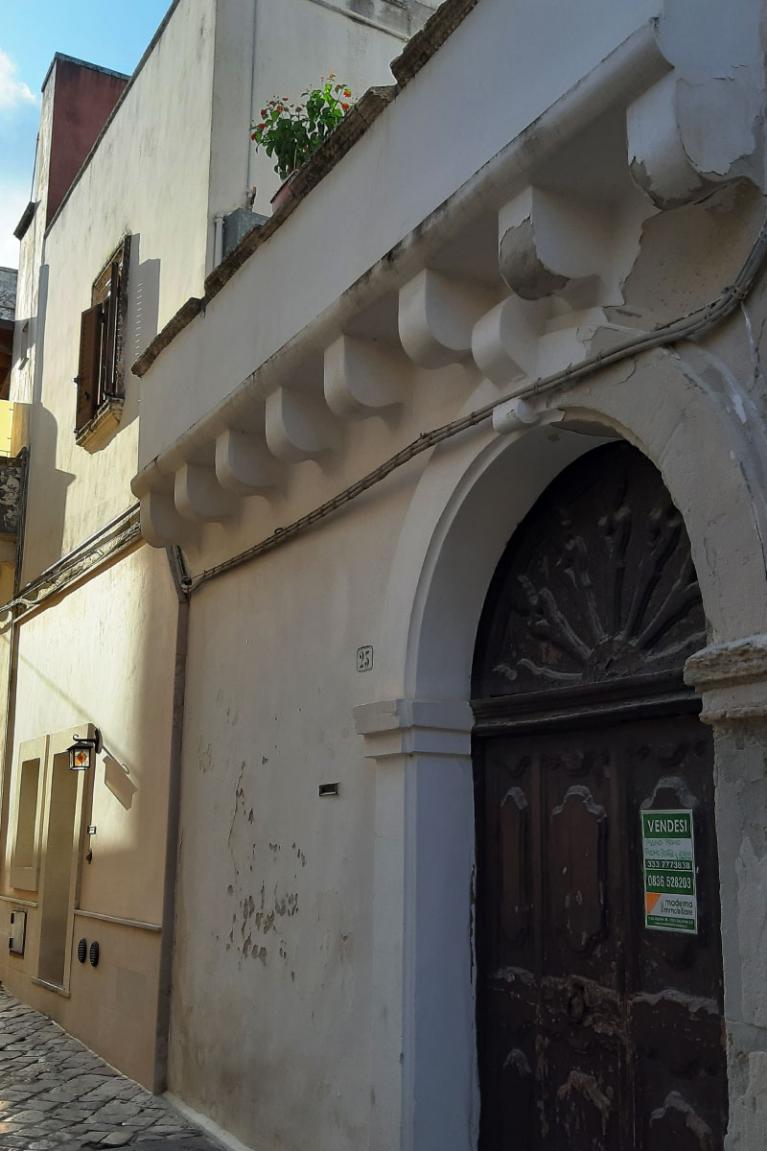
31, 977, 71, 998
75, 396, 124, 453
0, 893, 38, 907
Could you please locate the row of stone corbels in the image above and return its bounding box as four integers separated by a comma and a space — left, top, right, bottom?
137, 229, 649, 549
136, 259, 544, 546
136, 53, 764, 547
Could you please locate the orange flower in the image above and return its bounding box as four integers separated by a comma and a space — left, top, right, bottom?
341, 102, 350, 111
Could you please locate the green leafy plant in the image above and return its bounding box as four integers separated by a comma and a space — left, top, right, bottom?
251, 75, 354, 182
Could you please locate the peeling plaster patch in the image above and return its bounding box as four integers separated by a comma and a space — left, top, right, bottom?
628, 156, 655, 202
622, 181, 764, 324
677, 77, 759, 180
737, 837, 767, 1027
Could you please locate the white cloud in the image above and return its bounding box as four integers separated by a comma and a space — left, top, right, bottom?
0, 181, 28, 268
0, 49, 35, 112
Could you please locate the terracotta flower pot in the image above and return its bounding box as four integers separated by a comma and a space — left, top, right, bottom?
270, 171, 299, 213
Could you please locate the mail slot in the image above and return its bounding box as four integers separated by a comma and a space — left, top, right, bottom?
9, 909, 26, 956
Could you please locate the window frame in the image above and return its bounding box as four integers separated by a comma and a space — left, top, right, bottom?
74, 234, 131, 441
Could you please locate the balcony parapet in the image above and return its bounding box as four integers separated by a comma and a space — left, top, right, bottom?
0, 454, 26, 540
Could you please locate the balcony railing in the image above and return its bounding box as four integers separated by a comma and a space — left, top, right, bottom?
0, 402, 27, 541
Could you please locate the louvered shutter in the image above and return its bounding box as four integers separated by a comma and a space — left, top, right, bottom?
102, 259, 121, 396
75, 304, 102, 431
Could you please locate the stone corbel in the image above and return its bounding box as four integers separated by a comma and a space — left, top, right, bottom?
174, 462, 238, 522
353, 697, 474, 760
684, 636, 767, 725
472, 294, 547, 385
627, 71, 761, 209
498, 186, 609, 308
139, 489, 194, 548
264, 386, 342, 462
398, 268, 495, 368
324, 334, 406, 419
215, 428, 281, 495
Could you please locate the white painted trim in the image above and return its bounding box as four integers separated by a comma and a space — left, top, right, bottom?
354, 697, 473, 759
31, 977, 71, 998
0, 894, 37, 908
73, 908, 162, 934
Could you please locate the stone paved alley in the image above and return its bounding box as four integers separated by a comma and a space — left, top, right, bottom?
0, 988, 221, 1150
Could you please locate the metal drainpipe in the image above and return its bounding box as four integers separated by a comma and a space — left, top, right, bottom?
246, 0, 259, 204
153, 544, 190, 1094
213, 214, 225, 270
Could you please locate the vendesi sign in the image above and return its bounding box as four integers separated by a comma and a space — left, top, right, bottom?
641, 809, 698, 935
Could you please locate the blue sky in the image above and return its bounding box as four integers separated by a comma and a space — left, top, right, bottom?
1, 0, 169, 267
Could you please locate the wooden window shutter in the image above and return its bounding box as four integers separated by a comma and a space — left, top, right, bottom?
75, 303, 103, 431
102, 259, 121, 397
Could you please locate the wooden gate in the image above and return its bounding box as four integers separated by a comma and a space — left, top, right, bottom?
472, 443, 727, 1149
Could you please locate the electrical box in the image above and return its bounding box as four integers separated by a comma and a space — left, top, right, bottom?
9, 909, 26, 956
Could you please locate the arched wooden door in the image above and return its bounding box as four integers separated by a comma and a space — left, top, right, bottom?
472, 442, 727, 1150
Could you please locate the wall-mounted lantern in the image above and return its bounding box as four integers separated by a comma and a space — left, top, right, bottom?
67, 728, 102, 772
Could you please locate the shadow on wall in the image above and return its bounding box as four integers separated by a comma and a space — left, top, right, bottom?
104, 754, 137, 811
24, 262, 75, 576
123, 235, 160, 429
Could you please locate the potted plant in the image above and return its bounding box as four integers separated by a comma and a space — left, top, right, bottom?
251, 76, 354, 211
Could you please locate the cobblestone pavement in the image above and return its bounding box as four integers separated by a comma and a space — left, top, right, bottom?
0, 987, 222, 1150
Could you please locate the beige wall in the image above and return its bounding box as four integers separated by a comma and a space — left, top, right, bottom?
0, 544, 178, 1087
2, 911, 162, 1088
2, 0, 427, 1100
16, 0, 217, 582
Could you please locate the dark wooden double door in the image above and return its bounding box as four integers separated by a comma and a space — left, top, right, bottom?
472, 444, 727, 1149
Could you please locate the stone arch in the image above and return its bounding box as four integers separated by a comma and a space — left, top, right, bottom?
378, 348, 767, 708
359, 349, 767, 1151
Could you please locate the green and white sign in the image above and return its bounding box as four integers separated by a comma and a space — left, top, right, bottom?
641, 809, 698, 935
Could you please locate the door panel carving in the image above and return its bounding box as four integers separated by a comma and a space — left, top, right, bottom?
550, 786, 606, 955
473, 444, 726, 1150
474, 443, 706, 703
500, 787, 530, 945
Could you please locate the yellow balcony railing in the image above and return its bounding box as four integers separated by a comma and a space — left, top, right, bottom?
0, 401, 27, 458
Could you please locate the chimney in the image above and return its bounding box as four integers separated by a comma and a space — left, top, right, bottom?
43, 54, 129, 225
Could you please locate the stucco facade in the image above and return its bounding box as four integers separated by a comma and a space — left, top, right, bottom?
1, 0, 424, 1099
6, 0, 767, 1148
